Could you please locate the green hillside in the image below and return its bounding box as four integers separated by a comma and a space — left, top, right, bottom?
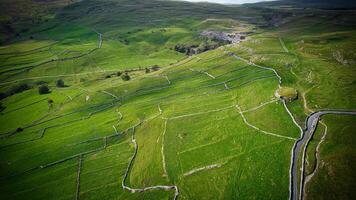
0, 0, 355, 199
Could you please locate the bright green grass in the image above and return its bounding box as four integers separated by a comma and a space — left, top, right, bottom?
1, 1, 356, 200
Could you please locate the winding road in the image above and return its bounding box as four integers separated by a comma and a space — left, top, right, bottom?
290, 110, 356, 200
226, 49, 356, 200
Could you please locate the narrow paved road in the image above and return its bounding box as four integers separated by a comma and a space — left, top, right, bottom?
290, 110, 356, 200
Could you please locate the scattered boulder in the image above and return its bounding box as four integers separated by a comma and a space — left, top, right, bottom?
200, 30, 246, 44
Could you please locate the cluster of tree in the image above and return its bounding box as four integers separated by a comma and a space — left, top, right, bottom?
105, 71, 131, 81
0, 83, 31, 100
121, 73, 131, 81
174, 41, 221, 56
105, 71, 124, 79
174, 44, 199, 55
104, 66, 161, 81
0, 80, 65, 100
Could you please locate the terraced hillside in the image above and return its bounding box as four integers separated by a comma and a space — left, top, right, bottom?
0, 0, 356, 200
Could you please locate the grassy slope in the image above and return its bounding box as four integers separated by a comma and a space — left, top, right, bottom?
0, 1, 355, 200
305, 115, 356, 200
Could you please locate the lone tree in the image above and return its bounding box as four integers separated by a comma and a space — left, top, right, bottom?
48, 99, 54, 109
56, 79, 65, 87
121, 73, 131, 81
16, 127, 24, 133
117, 71, 122, 76
151, 65, 161, 71
38, 85, 50, 95
145, 68, 150, 73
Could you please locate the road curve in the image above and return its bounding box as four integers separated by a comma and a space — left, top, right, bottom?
290, 110, 356, 200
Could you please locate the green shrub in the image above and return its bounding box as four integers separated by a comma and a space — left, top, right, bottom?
16, 127, 23, 132
38, 85, 50, 95
151, 65, 161, 71
56, 79, 65, 87
121, 73, 131, 81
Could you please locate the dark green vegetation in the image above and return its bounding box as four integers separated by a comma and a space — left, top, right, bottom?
0, 0, 355, 199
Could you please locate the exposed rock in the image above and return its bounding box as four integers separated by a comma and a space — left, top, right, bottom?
275, 87, 298, 102
200, 30, 246, 44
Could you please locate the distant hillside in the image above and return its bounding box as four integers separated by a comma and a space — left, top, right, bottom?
0, 0, 80, 43
291, 0, 356, 8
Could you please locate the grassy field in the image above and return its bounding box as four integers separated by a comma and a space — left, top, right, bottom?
304, 115, 356, 200
0, 0, 355, 199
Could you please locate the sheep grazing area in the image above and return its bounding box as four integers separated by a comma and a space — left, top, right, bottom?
1, 0, 356, 199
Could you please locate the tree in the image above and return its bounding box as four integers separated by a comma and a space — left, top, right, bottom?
0, 83, 31, 100
9, 83, 30, 95
16, 127, 23, 132
38, 85, 50, 95
121, 73, 131, 81
145, 68, 150, 73
48, 99, 54, 109
117, 71, 122, 76
56, 79, 65, 87
151, 65, 161, 71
